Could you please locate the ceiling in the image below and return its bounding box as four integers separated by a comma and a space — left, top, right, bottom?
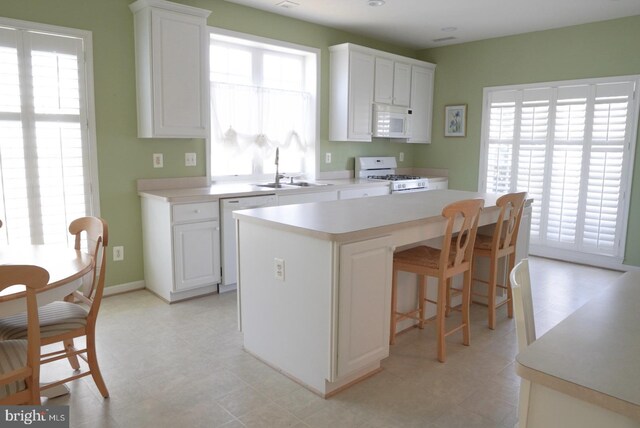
223, 0, 640, 50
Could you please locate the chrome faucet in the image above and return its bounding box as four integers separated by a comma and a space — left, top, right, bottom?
274, 147, 283, 187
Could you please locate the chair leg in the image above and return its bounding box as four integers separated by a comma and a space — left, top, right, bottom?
64, 339, 81, 370
462, 270, 471, 346
506, 254, 515, 319
86, 331, 109, 398
436, 276, 447, 363
390, 266, 398, 345
418, 275, 426, 329
487, 256, 498, 330
445, 277, 452, 317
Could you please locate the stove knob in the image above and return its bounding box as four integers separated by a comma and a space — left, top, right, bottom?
400, 183, 405, 189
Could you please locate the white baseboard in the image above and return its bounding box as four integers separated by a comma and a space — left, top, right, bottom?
103, 280, 145, 296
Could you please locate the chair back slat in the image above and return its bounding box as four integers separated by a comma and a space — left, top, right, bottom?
495, 192, 527, 252
441, 199, 484, 269
68, 217, 108, 305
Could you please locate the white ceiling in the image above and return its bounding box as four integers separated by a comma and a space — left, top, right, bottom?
223, 0, 640, 49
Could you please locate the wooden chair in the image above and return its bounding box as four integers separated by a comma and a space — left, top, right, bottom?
0, 265, 49, 405
0, 217, 109, 398
510, 258, 536, 428
390, 198, 484, 362
471, 192, 526, 329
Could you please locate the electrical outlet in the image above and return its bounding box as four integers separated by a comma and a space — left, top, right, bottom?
113, 246, 124, 261
153, 153, 163, 168
185, 152, 196, 166
399, 152, 405, 162
325, 152, 332, 164
274, 258, 285, 281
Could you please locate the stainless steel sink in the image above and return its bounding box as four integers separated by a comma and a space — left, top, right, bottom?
288, 182, 330, 187
255, 183, 295, 189
255, 181, 332, 188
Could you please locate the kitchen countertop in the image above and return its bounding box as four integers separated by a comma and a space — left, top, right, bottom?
516, 271, 640, 421
138, 177, 447, 203
137, 177, 446, 203
233, 189, 499, 241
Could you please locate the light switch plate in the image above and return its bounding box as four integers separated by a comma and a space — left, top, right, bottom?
325, 153, 332, 164
185, 152, 196, 166
399, 152, 405, 162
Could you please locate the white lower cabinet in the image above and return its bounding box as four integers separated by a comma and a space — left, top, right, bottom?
173, 220, 220, 291
429, 178, 449, 190
336, 235, 392, 378
141, 197, 221, 302
338, 185, 389, 200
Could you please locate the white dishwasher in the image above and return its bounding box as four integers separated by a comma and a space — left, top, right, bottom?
220, 195, 277, 292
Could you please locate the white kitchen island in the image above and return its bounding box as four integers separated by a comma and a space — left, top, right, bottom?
234, 190, 531, 397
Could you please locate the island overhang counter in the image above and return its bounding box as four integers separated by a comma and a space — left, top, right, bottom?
233, 189, 531, 397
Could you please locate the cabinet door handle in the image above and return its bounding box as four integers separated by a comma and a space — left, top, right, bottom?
194, 209, 200, 213
363, 193, 368, 197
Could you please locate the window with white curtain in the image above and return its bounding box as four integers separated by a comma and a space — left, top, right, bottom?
479, 76, 640, 265
208, 30, 318, 180
0, 19, 98, 246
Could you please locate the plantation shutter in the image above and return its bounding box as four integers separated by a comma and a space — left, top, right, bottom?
0, 23, 94, 246
480, 77, 639, 263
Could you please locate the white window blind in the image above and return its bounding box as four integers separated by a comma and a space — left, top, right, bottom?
480, 77, 639, 264
209, 30, 318, 180
0, 20, 97, 246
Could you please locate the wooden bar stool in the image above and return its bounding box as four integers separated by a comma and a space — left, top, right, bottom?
390, 198, 484, 362
471, 192, 526, 330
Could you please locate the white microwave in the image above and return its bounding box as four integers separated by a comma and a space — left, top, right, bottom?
372, 104, 412, 139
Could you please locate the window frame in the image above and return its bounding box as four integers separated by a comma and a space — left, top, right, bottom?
478, 75, 640, 268
207, 27, 320, 183
0, 16, 100, 219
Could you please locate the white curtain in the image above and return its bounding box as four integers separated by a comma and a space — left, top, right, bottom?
210, 82, 311, 177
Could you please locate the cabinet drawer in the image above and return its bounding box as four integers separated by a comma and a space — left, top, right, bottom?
172, 202, 218, 223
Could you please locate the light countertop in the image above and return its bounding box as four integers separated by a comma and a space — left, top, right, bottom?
233, 189, 500, 240
138, 178, 391, 203
516, 271, 640, 420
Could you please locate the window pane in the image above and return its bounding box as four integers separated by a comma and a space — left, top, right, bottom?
32, 50, 80, 115
0, 120, 29, 244
263, 53, 303, 91
0, 45, 20, 113
36, 121, 86, 244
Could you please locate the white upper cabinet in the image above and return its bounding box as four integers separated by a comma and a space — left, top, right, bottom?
329, 45, 375, 142
374, 58, 411, 106
330, 43, 435, 143
130, 0, 211, 138
374, 57, 394, 104
392, 62, 412, 106
408, 65, 435, 144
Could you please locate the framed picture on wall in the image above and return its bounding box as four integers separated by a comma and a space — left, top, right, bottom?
444, 104, 467, 137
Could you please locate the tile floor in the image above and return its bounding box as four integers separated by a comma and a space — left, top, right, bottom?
44, 256, 622, 428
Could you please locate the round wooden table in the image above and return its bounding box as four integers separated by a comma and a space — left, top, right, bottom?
0, 245, 94, 316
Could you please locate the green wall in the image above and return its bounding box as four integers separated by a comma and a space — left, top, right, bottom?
417, 15, 640, 267
1, 0, 639, 287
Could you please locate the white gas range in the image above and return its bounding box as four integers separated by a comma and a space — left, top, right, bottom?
356, 156, 430, 193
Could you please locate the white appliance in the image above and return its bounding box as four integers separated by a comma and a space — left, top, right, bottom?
221, 194, 277, 292
372, 104, 412, 139
356, 156, 429, 193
